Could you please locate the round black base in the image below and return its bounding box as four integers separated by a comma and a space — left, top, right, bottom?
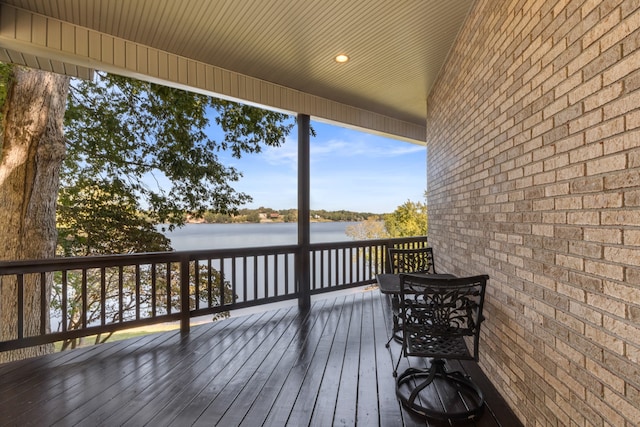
396, 360, 484, 421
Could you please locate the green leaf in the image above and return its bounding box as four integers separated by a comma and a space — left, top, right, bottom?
60, 71, 294, 254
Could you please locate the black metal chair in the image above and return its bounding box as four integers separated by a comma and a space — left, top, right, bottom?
393, 273, 488, 421
386, 247, 436, 275
385, 247, 436, 347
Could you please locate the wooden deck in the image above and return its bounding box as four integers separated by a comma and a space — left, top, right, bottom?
0, 289, 522, 427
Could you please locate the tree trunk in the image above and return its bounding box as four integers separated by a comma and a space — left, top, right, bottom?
0, 66, 70, 363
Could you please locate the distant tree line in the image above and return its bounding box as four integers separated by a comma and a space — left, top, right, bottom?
199, 207, 384, 224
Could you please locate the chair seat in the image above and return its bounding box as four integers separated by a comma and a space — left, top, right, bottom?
405, 333, 473, 360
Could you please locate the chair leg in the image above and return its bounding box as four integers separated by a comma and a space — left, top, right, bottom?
392, 350, 403, 378
385, 324, 400, 348
385, 295, 402, 348
385, 334, 394, 348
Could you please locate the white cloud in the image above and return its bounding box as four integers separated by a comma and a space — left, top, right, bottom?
262, 136, 298, 169
230, 121, 427, 212
312, 134, 425, 159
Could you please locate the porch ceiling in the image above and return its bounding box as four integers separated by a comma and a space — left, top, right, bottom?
0, 0, 474, 142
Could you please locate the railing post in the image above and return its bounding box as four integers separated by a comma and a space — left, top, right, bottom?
384, 240, 392, 273
180, 255, 190, 334
297, 113, 311, 311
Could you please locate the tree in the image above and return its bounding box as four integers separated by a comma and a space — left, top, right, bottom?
62, 71, 294, 238
56, 181, 172, 257
345, 218, 389, 240
384, 200, 428, 237
281, 209, 298, 223
0, 65, 70, 361
0, 65, 294, 362
344, 200, 428, 241
245, 211, 262, 223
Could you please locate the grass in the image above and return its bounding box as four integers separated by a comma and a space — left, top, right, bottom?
54, 321, 182, 352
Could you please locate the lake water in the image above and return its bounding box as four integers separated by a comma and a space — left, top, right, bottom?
160, 221, 366, 316
161, 221, 358, 251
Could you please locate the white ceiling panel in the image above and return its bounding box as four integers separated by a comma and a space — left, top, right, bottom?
0, 0, 474, 141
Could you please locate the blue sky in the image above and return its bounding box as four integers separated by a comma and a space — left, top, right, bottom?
219, 120, 427, 214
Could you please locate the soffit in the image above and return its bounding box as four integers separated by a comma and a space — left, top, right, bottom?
0, 0, 473, 141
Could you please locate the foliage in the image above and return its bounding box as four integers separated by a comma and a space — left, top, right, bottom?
345, 201, 427, 275
245, 211, 262, 223
383, 200, 428, 237
345, 201, 427, 241
202, 211, 234, 223
197, 207, 381, 224
280, 209, 298, 223
57, 179, 172, 256
62, 71, 294, 244
345, 218, 389, 240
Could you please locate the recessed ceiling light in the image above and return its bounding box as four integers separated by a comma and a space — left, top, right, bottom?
334, 54, 350, 63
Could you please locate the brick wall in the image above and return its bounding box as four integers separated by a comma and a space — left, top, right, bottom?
426, 0, 640, 425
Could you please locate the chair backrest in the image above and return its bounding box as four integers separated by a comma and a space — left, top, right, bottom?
387, 247, 436, 274
399, 274, 488, 361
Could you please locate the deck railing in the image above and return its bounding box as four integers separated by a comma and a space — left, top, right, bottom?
0, 236, 428, 352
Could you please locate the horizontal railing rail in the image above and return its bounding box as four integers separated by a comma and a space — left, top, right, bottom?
0, 235, 428, 352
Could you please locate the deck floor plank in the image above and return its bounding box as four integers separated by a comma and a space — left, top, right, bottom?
307, 295, 354, 427
0, 290, 523, 427
149, 310, 283, 427
215, 304, 316, 427
261, 298, 336, 426
357, 291, 382, 426
373, 292, 417, 427
237, 298, 334, 427
0, 327, 164, 405
108, 315, 252, 426
331, 291, 363, 426
286, 296, 347, 427
6, 330, 182, 426
66, 318, 231, 426
52, 324, 223, 426
191, 307, 302, 426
